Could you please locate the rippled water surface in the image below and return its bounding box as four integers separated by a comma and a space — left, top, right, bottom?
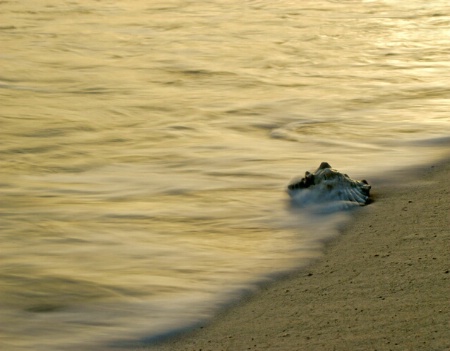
1, 1, 449, 350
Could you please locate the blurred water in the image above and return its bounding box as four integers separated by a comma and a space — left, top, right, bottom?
1, 1, 449, 350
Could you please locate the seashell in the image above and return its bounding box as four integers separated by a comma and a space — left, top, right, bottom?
287, 162, 371, 206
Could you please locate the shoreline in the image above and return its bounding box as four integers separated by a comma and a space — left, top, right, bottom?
143, 160, 449, 351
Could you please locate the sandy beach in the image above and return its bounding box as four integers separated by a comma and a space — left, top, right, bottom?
145, 160, 449, 351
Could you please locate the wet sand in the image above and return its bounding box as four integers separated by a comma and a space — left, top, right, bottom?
145, 160, 449, 351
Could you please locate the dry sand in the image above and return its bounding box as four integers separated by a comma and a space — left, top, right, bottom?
145, 160, 449, 351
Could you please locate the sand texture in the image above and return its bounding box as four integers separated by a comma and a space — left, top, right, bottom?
146, 161, 449, 351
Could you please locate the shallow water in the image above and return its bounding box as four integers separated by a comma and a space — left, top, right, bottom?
1, 1, 449, 350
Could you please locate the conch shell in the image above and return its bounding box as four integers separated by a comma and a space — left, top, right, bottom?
287, 162, 371, 206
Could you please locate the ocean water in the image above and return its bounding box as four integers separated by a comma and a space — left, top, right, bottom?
1, 1, 449, 350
